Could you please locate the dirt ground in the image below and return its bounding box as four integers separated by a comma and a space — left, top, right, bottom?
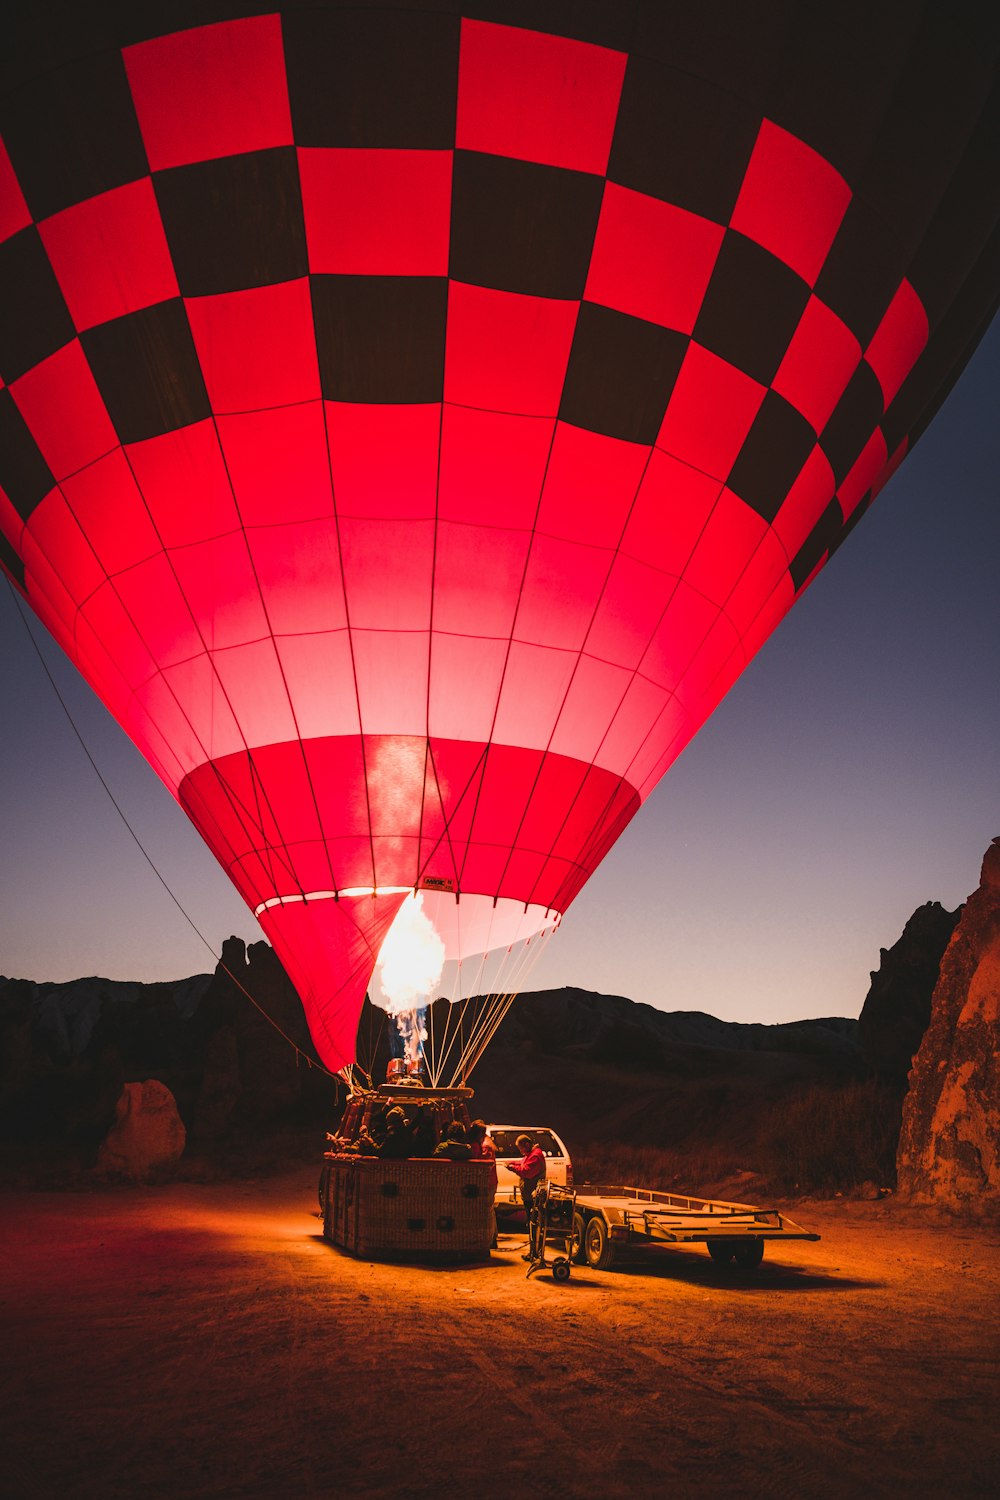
2, 1170, 998, 1500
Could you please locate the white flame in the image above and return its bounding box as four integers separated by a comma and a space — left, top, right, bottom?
376, 893, 446, 1013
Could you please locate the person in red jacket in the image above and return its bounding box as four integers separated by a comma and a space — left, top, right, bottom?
508, 1132, 546, 1257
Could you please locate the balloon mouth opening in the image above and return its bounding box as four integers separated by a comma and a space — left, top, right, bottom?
254, 886, 412, 915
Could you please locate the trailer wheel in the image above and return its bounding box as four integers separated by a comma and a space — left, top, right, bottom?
585, 1215, 617, 1270
552, 1258, 571, 1283
732, 1237, 765, 1269
707, 1239, 737, 1265
571, 1213, 588, 1264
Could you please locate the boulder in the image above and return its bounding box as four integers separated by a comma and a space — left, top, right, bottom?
97, 1079, 186, 1180
897, 839, 1000, 1213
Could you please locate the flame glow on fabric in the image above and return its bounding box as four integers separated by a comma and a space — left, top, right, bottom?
0, 5, 996, 1074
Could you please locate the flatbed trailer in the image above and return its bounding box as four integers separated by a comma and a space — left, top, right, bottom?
571, 1183, 819, 1271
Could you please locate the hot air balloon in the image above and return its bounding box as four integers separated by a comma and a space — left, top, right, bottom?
1, 3, 997, 1078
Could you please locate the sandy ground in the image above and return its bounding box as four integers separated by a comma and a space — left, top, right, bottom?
2, 1170, 998, 1500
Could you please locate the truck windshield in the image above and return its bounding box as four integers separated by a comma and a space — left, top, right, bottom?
489, 1130, 563, 1158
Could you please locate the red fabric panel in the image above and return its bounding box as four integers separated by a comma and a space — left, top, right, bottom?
23, 546, 78, 638
548, 652, 633, 764
0, 136, 31, 241
538, 422, 648, 548
212, 638, 298, 747
585, 183, 724, 332
740, 569, 794, 660
725, 527, 788, 639
432, 522, 530, 637
246, 518, 347, 635
113, 551, 204, 667
772, 295, 861, 433
299, 148, 452, 276
160, 652, 243, 765
865, 279, 928, 406
274, 632, 360, 740
492, 641, 577, 750
428, 632, 508, 743
657, 344, 765, 480
217, 403, 332, 527
339, 517, 434, 631
186, 279, 320, 413
444, 281, 578, 416
0, 484, 23, 550
601, 675, 670, 777
438, 405, 553, 529
328, 403, 440, 520
125, 421, 242, 548
11, 341, 117, 480
61, 448, 161, 576
585, 552, 677, 670
641, 580, 720, 692
683, 487, 767, 607
350, 629, 429, 736
772, 445, 835, 560
39, 180, 178, 332
457, 19, 626, 174
516, 533, 612, 651
838, 427, 888, 519
124, 14, 293, 171
22, 488, 103, 606
679, 611, 741, 708
730, 121, 851, 286
169, 531, 269, 650
622, 448, 723, 578
77, 581, 158, 689
258, 893, 405, 1072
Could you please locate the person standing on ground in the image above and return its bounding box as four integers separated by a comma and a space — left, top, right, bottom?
508, 1132, 546, 1257
469, 1120, 498, 1248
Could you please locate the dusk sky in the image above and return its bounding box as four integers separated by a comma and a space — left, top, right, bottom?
2, 317, 997, 1028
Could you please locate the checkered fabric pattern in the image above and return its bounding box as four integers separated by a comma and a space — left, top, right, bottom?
1, 4, 997, 1069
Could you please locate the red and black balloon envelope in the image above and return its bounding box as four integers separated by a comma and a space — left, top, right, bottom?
1, 3, 997, 1071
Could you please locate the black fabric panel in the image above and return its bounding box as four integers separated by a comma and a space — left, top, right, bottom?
559, 302, 686, 446
728, 391, 816, 524
154, 148, 306, 298
450, 152, 603, 300
0, 390, 56, 523
789, 498, 841, 592
815, 200, 910, 349
855, 8, 997, 265
608, 56, 759, 223
693, 232, 810, 387
907, 80, 1000, 329
0, 529, 26, 591
311, 275, 448, 403
634, 0, 789, 106
767, 0, 916, 186
80, 300, 210, 445
0, 49, 149, 221
819, 364, 884, 486
463, 0, 635, 50
283, 9, 461, 149
0, 227, 76, 385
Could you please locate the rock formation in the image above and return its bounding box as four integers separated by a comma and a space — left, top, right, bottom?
859, 901, 961, 1087
97, 1079, 186, 1180
897, 839, 1000, 1212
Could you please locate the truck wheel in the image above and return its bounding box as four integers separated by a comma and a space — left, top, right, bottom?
585, 1215, 617, 1270
707, 1239, 737, 1265
733, 1237, 765, 1269
571, 1212, 588, 1264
